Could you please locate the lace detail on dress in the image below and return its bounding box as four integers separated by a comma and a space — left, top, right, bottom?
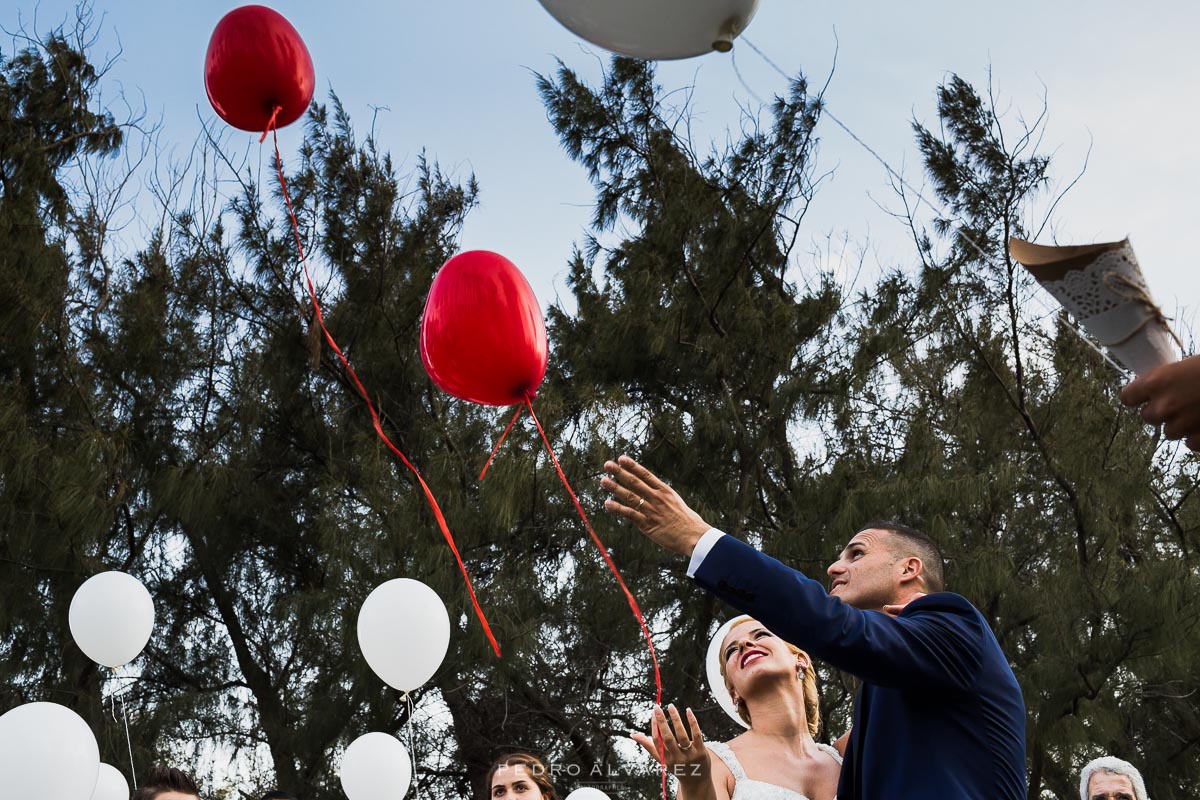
706, 741, 840, 800
708, 741, 748, 781
814, 743, 843, 766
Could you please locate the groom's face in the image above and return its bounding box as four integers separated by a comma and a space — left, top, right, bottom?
827, 529, 902, 611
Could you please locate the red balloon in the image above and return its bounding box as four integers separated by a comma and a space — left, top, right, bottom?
204, 6, 315, 133
421, 251, 549, 406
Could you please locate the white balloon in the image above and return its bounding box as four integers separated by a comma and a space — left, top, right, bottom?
69, 571, 155, 668
537, 0, 760, 60
339, 732, 412, 800
565, 789, 611, 800
90, 763, 130, 800
357, 579, 450, 692
0, 702, 100, 800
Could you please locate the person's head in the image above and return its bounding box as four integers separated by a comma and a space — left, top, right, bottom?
717, 616, 820, 735
1080, 757, 1148, 800
826, 521, 945, 611
259, 792, 299, 800
131, 766, 201, 800
486, 753, 558, 800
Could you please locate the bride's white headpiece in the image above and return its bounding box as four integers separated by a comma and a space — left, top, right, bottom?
706, 618, 751, 728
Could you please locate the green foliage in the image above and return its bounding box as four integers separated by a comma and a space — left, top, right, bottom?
839, 75, 1200, 799
0, 17, 1196, 800
0, 16, 130, 762
536, 57, 849, 782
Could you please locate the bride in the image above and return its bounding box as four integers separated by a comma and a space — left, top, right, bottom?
632, 616, 842, 800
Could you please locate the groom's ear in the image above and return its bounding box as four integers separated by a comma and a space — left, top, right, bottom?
897, 555, 924, 587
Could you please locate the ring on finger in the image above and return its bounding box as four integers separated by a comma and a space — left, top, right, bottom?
678, 740, 693, 750
636, 496, 646, 509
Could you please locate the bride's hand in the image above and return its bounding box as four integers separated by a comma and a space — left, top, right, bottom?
631, 704, 710, 784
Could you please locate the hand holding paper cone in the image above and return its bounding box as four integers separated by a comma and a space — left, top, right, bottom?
1009, 237, 1181, 376
1121, 355, 1200, 452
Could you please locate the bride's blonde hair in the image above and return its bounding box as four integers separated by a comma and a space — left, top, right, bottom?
718, 616, 820, 736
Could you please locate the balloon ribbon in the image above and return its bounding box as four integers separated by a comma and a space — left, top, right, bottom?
520, 398, 667, 800
268, 114, 500, 657
478, 404, 524, 480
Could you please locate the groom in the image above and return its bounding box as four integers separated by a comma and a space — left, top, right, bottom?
601, 455, 1026, 800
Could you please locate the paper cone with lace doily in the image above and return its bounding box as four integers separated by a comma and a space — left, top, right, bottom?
1009, 237, 1181, 375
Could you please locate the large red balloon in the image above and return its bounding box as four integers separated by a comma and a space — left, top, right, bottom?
204, 6, 315, 133
421, 251, 549, 407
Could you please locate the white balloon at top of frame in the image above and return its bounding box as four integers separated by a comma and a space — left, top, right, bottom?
536, 0, 761, 60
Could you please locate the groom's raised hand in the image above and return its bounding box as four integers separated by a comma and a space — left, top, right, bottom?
601, 455, 711, 557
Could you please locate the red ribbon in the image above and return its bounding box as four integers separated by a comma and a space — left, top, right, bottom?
522, 399, 666, 799
267, 111, 500, 658
478, 404, 524, 481
258, 105, 282, 144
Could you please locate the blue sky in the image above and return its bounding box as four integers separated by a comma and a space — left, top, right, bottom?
7, 0, 1196, 334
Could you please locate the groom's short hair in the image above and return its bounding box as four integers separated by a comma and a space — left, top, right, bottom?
132, 766, 201, 800
858, 521, 945, 593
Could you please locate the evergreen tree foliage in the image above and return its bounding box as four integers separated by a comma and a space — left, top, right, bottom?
0, 11, 135, 763
0, 14, 1196, 800
835, 76, 1200, 799
535, 56, 850, 771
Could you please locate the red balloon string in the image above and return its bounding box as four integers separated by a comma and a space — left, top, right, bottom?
478, 405, 525, 481
259, 105, 283, 144
269, 126, 502, 658
522, 398, 667, 800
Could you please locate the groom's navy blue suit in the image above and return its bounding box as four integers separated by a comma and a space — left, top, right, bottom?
692, 533, 1026, 800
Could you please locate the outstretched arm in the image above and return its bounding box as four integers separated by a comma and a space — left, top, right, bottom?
694, 535, 985, 691
601, 456, 986, 692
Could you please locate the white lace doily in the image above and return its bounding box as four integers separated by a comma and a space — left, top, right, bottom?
1040, 245, 1149, 320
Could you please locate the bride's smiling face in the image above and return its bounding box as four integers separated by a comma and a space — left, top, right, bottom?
721, 620, 796, 691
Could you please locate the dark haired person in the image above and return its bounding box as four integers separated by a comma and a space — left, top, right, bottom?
600, 455, 1026, 800
259, 792, 299, 800
486, 753, 559, 800
131, 766, 201, 800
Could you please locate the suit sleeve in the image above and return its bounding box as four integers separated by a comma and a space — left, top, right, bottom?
693, 534, 985, 692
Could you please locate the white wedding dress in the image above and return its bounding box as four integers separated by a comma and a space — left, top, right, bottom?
706, 741, 842, 800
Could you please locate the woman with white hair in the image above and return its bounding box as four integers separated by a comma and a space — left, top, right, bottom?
1080, 756, 1148, 800
631, 616, 842, 800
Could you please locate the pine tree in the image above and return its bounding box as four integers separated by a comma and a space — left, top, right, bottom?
3, 15, 1196, 799
834, 75, 1200, 798
535, 56, 849, 795
0, 14, 139, 765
